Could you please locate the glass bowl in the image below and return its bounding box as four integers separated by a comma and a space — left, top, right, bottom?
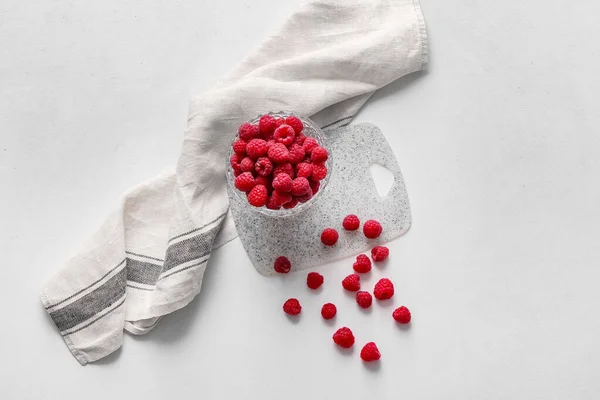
226, 111, 332, 217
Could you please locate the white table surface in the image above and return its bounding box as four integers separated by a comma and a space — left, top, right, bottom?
2, 0, 600, 398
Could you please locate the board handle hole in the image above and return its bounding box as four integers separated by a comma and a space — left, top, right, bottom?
369, 163, 395, 198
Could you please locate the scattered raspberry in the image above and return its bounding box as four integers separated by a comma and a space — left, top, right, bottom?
295, 133, 306, 146
321, 228, 339, 246
274, 118, 285, 128
373, 278, 394, 300
259, 115, 277, 136
254, 176, 273, 194
311, 163, 327, 181
392, 306, 411, 323
355, 291, 373, 308
303, 137, 319, 153
321, 303, 337, 320
272, 173, 293, 193
306, 272, 324, 290
282, 197, 299, 209
246, 138, 268, 160
309, 179, 320, 194
295, 162, 313, 178
353, 254, 372, 273
363, 219, 383, 239
297, 189, 313, 203
273, 162, 294, 179
288, 143, 306, 164
292, 177, 310, 196
271, 190, 292, 206
343, 214, 360, 231
240, 157, 255, 173
274, 124, 296, 146
247, 184, 268, 207
311, 146, 329, 163
342, 274, 360, 291
254, 157, 273, 177
230, 153, 242, 173
232, 139, 247, 156
238, 122, 260, 141
285, 115, 304, 134
360, 342, 381, 362
273, 256, 291, 273
332, 327, 355, 348
268, 143, 290, 164
234, 172, 255, 192
283, 298, 301, 315
266, 197, 281, 210
371, 246, 389, 262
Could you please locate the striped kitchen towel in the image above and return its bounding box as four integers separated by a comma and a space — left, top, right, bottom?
41, 0, 428, 365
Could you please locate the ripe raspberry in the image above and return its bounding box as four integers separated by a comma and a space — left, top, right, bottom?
273, 256, 291, 273
294, 133, 306, 146
271, 190, 292, 206
273, 162, 294, 179
309, 179, 320, 194
285, 115, 304, 134
233, 169, 242, 177
360, 342, 381, 362
371, 246, 389, 262
343, 214, 360, 231
274, 118, 285, 128
246, 138, 268, 160
288, 143, 306, 164
268, 143, 290, 164
311, 146, 329, 163
321, 303, 337, 320
353, 254, 372, 273
274, 124, 296, 146
292, 177, 310, 196
240, 157, 255, 173
306, 272, 324, 290
341, 274, 360, 291
295, 162, 313, 178
303, 137, 319, 153
392, 306, 411, 323
247, 184, 268, 207
283, 298, 301, 315
266, 139, 275, 149
232, 139, 247, 156
238, 122, 259, 141
297, 189, 313, 203
311, 163, 328, 181
373, 278, 394, 300
234, 172, 255, 192
259, 115, 277, 136
266, 197, 281, 210
272, 173, 293, 193
320, 228, 339, 246
282, 197, 299, 209
355, 291, 373, 308
230, 153, 242, 172
254, 157, 273, 177
254, 176, 273, 194
363, 219, 382, 239
332, 327, 355, 348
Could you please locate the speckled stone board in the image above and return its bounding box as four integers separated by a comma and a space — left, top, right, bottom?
228, 123, 411, 276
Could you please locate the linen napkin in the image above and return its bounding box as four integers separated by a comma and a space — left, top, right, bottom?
41, 0, 428, 365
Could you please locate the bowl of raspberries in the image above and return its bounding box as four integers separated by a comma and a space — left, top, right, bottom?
228, 111, 331, 216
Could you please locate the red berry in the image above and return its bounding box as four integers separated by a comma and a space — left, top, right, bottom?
288, 143, 306, 164
273, 162, 294, 179
295, 133, 307, 146
363, 219, 382, 239
232, 139, 247, 156
274, 256, 291, 273
342, 274, 360, 292
254, 176, 273, 194
274, 118, 285, 128
343, 214, 360, 231
333, 327, 355, 348
306, 272, 324, 290
295, 162, 313, 178
254, 157, 273, 177
238, 122, 259, 141
371, 246, 389, 262
266, 197, 281, 210
321, 303, 337, 320
274, 124, 296, 146
297, 189, 313, 203
309, 179, 320, 194
272, 173, 293, 193
230, 153, 242, 172
360, 342, 381, 362
392, 306, 411, 323
247, 184, 268, 207
266, 139, 276, 149
259, 115, 277, 136
234, 172, 255, 192
283, 298, 301, 315
353, 254, 372, 273
303, 137, 319, 153
311, 163, 328, 181
282, 197, 299, 209
240, 157, 255, 173
355, 291, 373, 308
292, 177, 310, 196
271, 190, 292, 206
268, 143, 290, 164
246, 138, 268, 160
233, 169, 242, 177
373, 278, 394, 300
285, 115, 304, 134
311, 146, 329, 163
321, 228, 339, 246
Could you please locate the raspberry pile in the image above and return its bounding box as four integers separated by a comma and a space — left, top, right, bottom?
231, 114, 329, 210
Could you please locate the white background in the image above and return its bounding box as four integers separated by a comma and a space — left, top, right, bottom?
2, 0, 600, 399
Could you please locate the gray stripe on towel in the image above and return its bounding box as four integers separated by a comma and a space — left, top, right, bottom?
126, 258, 162, 285
163, 224, 220, 272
